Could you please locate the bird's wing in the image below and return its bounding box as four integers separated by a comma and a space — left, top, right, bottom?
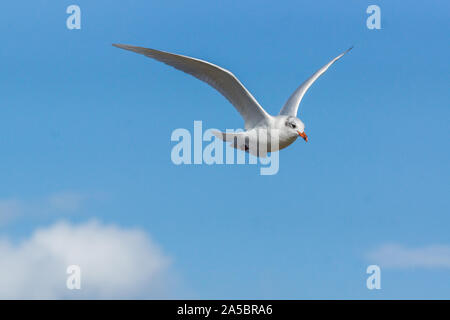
278, 47, 353, 117
113, 44, 271, 129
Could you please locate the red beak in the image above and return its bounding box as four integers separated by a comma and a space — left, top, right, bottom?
298, 131, 308, 142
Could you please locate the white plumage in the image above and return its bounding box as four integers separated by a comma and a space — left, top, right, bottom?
113, 44, 352, 156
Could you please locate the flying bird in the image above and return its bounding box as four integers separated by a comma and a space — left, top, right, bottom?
113, 44, 352, 157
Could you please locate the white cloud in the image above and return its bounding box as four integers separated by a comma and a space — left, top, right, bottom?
0, 220, 173, 299
366, 244, 450, 269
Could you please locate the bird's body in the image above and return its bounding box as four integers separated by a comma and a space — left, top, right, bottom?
113, 44, 352, 157
214, 115, 300, 156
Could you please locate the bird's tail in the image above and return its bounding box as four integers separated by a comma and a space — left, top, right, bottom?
212, 130, 245, 142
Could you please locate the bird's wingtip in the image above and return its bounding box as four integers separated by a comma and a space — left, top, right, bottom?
112, 43, 136, 51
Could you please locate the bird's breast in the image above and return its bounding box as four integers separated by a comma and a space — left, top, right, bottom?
277, 134, 298, 151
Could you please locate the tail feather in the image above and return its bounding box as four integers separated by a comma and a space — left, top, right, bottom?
212, 130, 245, 142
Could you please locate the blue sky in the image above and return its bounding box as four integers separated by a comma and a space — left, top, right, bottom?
0, 0, 449, 299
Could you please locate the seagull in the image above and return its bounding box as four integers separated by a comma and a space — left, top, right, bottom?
113, 44, 352, 157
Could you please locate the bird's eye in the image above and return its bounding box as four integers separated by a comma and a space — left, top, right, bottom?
291, 123, 296, 129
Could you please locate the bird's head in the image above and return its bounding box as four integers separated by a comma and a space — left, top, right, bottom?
285, 117, 308, 142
